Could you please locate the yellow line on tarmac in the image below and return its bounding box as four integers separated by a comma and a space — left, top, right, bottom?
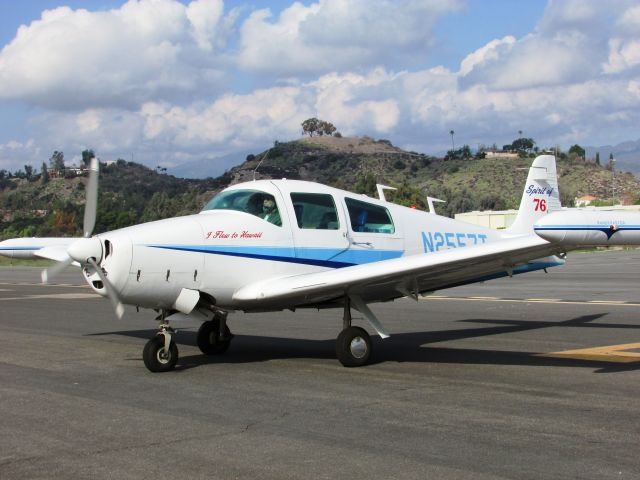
538, 343, 640, 363
587, 300, 627, 304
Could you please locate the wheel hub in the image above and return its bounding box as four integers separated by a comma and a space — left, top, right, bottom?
349, 337, 368, 359
157, 348, 170, 363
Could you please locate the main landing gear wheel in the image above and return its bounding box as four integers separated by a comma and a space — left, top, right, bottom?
143, 335, 178, 372
336, 326, 372, 367
197, 318, 232, 355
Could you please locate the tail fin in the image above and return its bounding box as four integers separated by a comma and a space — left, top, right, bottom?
507, 155, 561, 234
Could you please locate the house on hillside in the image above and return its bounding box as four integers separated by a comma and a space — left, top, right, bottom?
484, 150, 519, 159
47, 164, 88, 178
575, 195, 597, 207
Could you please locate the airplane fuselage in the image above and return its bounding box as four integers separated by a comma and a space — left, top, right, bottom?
90, 179, 513, 311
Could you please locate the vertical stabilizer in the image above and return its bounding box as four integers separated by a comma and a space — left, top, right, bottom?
507, 155, 561, 234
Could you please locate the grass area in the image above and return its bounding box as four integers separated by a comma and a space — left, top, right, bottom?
0, 256, 54, 267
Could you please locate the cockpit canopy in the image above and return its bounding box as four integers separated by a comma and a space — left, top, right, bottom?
201, 189, 281, 226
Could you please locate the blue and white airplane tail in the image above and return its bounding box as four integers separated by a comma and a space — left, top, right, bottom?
507, 155, 561, 235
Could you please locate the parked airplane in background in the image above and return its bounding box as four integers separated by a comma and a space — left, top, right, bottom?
0, 237, 77, 260
2, 156, 639, 372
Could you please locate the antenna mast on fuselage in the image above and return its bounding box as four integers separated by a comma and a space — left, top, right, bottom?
253, 150, 270, 181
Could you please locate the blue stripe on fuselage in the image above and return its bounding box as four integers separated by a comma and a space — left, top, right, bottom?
146, 245, 403, 268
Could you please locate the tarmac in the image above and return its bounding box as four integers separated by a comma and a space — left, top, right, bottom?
0, 250, 639, 479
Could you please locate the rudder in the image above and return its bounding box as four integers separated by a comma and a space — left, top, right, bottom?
507, 155, 561, 234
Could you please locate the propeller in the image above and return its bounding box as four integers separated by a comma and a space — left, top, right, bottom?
41, 157, 125, 319
87, 257, 125, 319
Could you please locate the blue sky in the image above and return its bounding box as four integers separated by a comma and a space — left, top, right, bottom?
0, 0, 638, 176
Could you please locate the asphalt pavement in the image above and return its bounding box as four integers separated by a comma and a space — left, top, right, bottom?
0, 250, 639, 479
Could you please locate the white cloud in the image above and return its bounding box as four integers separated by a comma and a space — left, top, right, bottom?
312, 69, 401, 134
619, 5, 640, 29
2, 0, 640, 174
0, 0, 234, 109
139, 85, 310, 154
238, 0, 462, 75
457, 1, 640, 90
0, 139, 42, 171
459, 36, 515, 76
603, 38, 640, 73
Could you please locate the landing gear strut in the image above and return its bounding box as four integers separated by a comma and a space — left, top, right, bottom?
197, 311, 233, 355
143, 314, 178, 372
336, 297, 372, 367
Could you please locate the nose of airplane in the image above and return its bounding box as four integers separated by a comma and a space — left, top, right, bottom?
67, 237, 103, 264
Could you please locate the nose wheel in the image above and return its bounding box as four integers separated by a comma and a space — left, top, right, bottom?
143, 314, 178, 372
143, 334, 178, 372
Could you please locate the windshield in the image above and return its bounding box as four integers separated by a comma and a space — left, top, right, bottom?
202, 189, 282, 226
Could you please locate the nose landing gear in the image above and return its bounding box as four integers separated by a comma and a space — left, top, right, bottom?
142, 309, 235, 372
143, 320, 178, 372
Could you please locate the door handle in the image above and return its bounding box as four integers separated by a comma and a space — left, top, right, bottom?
351, 241, 373, 247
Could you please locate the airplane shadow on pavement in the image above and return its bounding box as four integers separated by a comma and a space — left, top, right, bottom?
89, 313, 640, 373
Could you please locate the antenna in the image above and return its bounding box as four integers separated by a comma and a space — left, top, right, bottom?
252, 150, 269, 182
376, 184, 397, 201
426, 197, 445, 214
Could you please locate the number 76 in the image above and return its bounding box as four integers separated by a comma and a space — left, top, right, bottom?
533, 198, 547, 212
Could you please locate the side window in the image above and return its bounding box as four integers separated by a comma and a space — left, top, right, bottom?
290, 193, 339, 230
345, 198, 395, 234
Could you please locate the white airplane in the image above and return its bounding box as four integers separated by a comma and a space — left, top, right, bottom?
4, 155, 640, 372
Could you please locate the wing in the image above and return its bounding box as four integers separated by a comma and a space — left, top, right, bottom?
232, 235, 561, 310
34, 245, 74, 263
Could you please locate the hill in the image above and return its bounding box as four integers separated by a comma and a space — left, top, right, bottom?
1, 137, 638, 239
585, 138, 640, 176
228, 136, 640, 216
0, 160, 225, 238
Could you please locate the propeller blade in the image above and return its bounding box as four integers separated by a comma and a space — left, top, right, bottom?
41, 256, 73, 284
83, 157, 99, 238
87, 257, 125, 319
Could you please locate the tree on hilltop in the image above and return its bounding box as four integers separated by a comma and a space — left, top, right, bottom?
320, 120, 336, 136
81, 149, 95, 167
41, 162, 49, 184
301, 117, 338, 137
568, 144, 585, 159
511, 137, 535, 153
49, 150, 65, 175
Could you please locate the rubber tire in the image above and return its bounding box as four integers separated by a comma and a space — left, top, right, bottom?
197, 319, 232, 355
143, 336, 178, 372
336, 326, 372, 367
